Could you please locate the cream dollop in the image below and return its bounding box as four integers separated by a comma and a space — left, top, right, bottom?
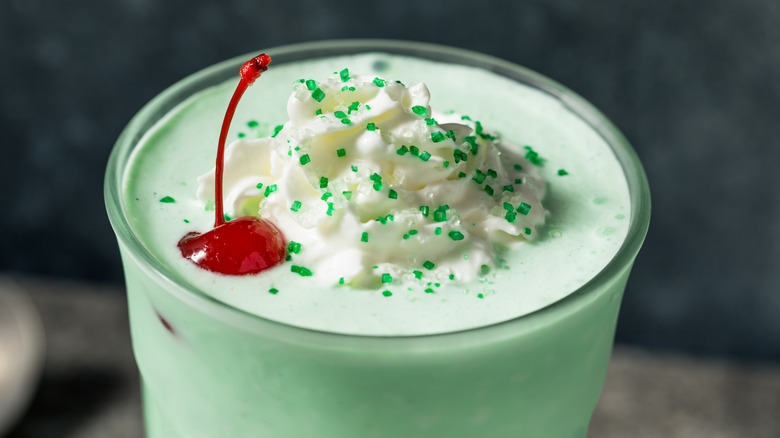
197, 72, 546, 287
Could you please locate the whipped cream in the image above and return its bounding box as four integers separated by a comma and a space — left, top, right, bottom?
197, 71, 546, 287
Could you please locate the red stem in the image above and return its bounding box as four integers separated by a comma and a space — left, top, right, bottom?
213, 54, 271, 228
214, 79, 249, 227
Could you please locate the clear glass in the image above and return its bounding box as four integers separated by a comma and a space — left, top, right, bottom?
105, 40, 650, 438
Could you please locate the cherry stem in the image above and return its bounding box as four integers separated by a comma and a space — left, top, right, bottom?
214, 54, 272, 228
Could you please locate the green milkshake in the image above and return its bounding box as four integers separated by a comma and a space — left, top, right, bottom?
106, 40, 650, 438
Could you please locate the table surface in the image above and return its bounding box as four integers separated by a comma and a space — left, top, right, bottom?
4, 275, 780, 438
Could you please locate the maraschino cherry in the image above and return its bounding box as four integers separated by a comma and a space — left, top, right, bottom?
178, 54, 286, 275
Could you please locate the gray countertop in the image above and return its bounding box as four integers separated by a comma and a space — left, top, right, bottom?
4, 275, 780, 438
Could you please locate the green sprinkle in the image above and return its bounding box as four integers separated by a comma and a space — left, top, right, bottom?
388, 189, 398, 199
255, 182, 264, 189
290, 200, 302, 212
487, 169, 498, 178
472, 169, 487, 184
453, 150, 468, 163
336, 148, 346, 157
424, 288, 435, 294
381, 273, 392, 283
373, 77, 387, 87
431, 131, 446, 143
340, 118, 352, 125
408, 229, 418, 236
524, 146, 542, 165
247, 120, 258, 128
334, 110, 347, 118
340, 68, 350, 82
475, 121, 495, 140
423, 261, 435, 270
287, 241, 301, 254
272, 125, 284, 137
264, 184, 278, 197
413, 270, 423, 279
269, 287, 279, 295
514, 164, 523, 171
425, 117, 437, 126
183, 219, 189, 223
503, 184, 514, 192
411, 105, 427, 115
433, 209, 447, 222
370, 173, 382, 182
477, 293, 484, 299
484, 185, 494, 196
305, 79, 316, 91
321, 192, 332, 201
159, 196, 175, 203
299, 154, 311, 165
419, 151, 431, 161
351, 165, 358, 172
342, 190, 352, 200
558, 169, 569, 176
312, 88, 326, 102
445, 130, 456, 141
367, 122, 377, 131
524, 227, 532, 235
291, 265, 313, 277
517, 202, 531, 215
458, 171, 467, 178
318, 176, 329, 188
449, 274, 455, 280
419, 206, 429, 217
448, 231, 465, 241
464, 136, 479, 156
315, 108, 322, 115
409, 145, 420, 156
443, 161, 450, 168
237, 132, 246, 138
285, 254, 292, 262
461, 115, 472, 121
326, 202, 335, 216
348, 101, 360, 113
339, 277, 345, 285
224, 214, 232, 222
361, 232, 369, 242
396, 145, 409, 155
373, 181, 382, 191
481, 264, 490, 275
435, 227, 442, 235
382, 290, 393, 297
505, 211, 517, 223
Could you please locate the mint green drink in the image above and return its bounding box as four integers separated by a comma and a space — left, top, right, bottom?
106, 40, 650, 438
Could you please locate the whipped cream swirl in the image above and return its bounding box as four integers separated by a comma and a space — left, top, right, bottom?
197, 71, 546, 287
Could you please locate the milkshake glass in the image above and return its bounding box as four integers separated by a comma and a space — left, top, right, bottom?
105, 40, 650, 438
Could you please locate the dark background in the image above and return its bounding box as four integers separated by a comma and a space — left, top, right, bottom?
2, 0, 778, 361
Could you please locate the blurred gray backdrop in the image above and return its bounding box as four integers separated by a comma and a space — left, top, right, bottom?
1, 0, 778, 361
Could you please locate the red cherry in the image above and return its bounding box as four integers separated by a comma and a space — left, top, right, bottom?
178, 217, 286, 275
178, 53, 287, 276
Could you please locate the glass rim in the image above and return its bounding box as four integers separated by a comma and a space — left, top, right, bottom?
105, 39, 651, 344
